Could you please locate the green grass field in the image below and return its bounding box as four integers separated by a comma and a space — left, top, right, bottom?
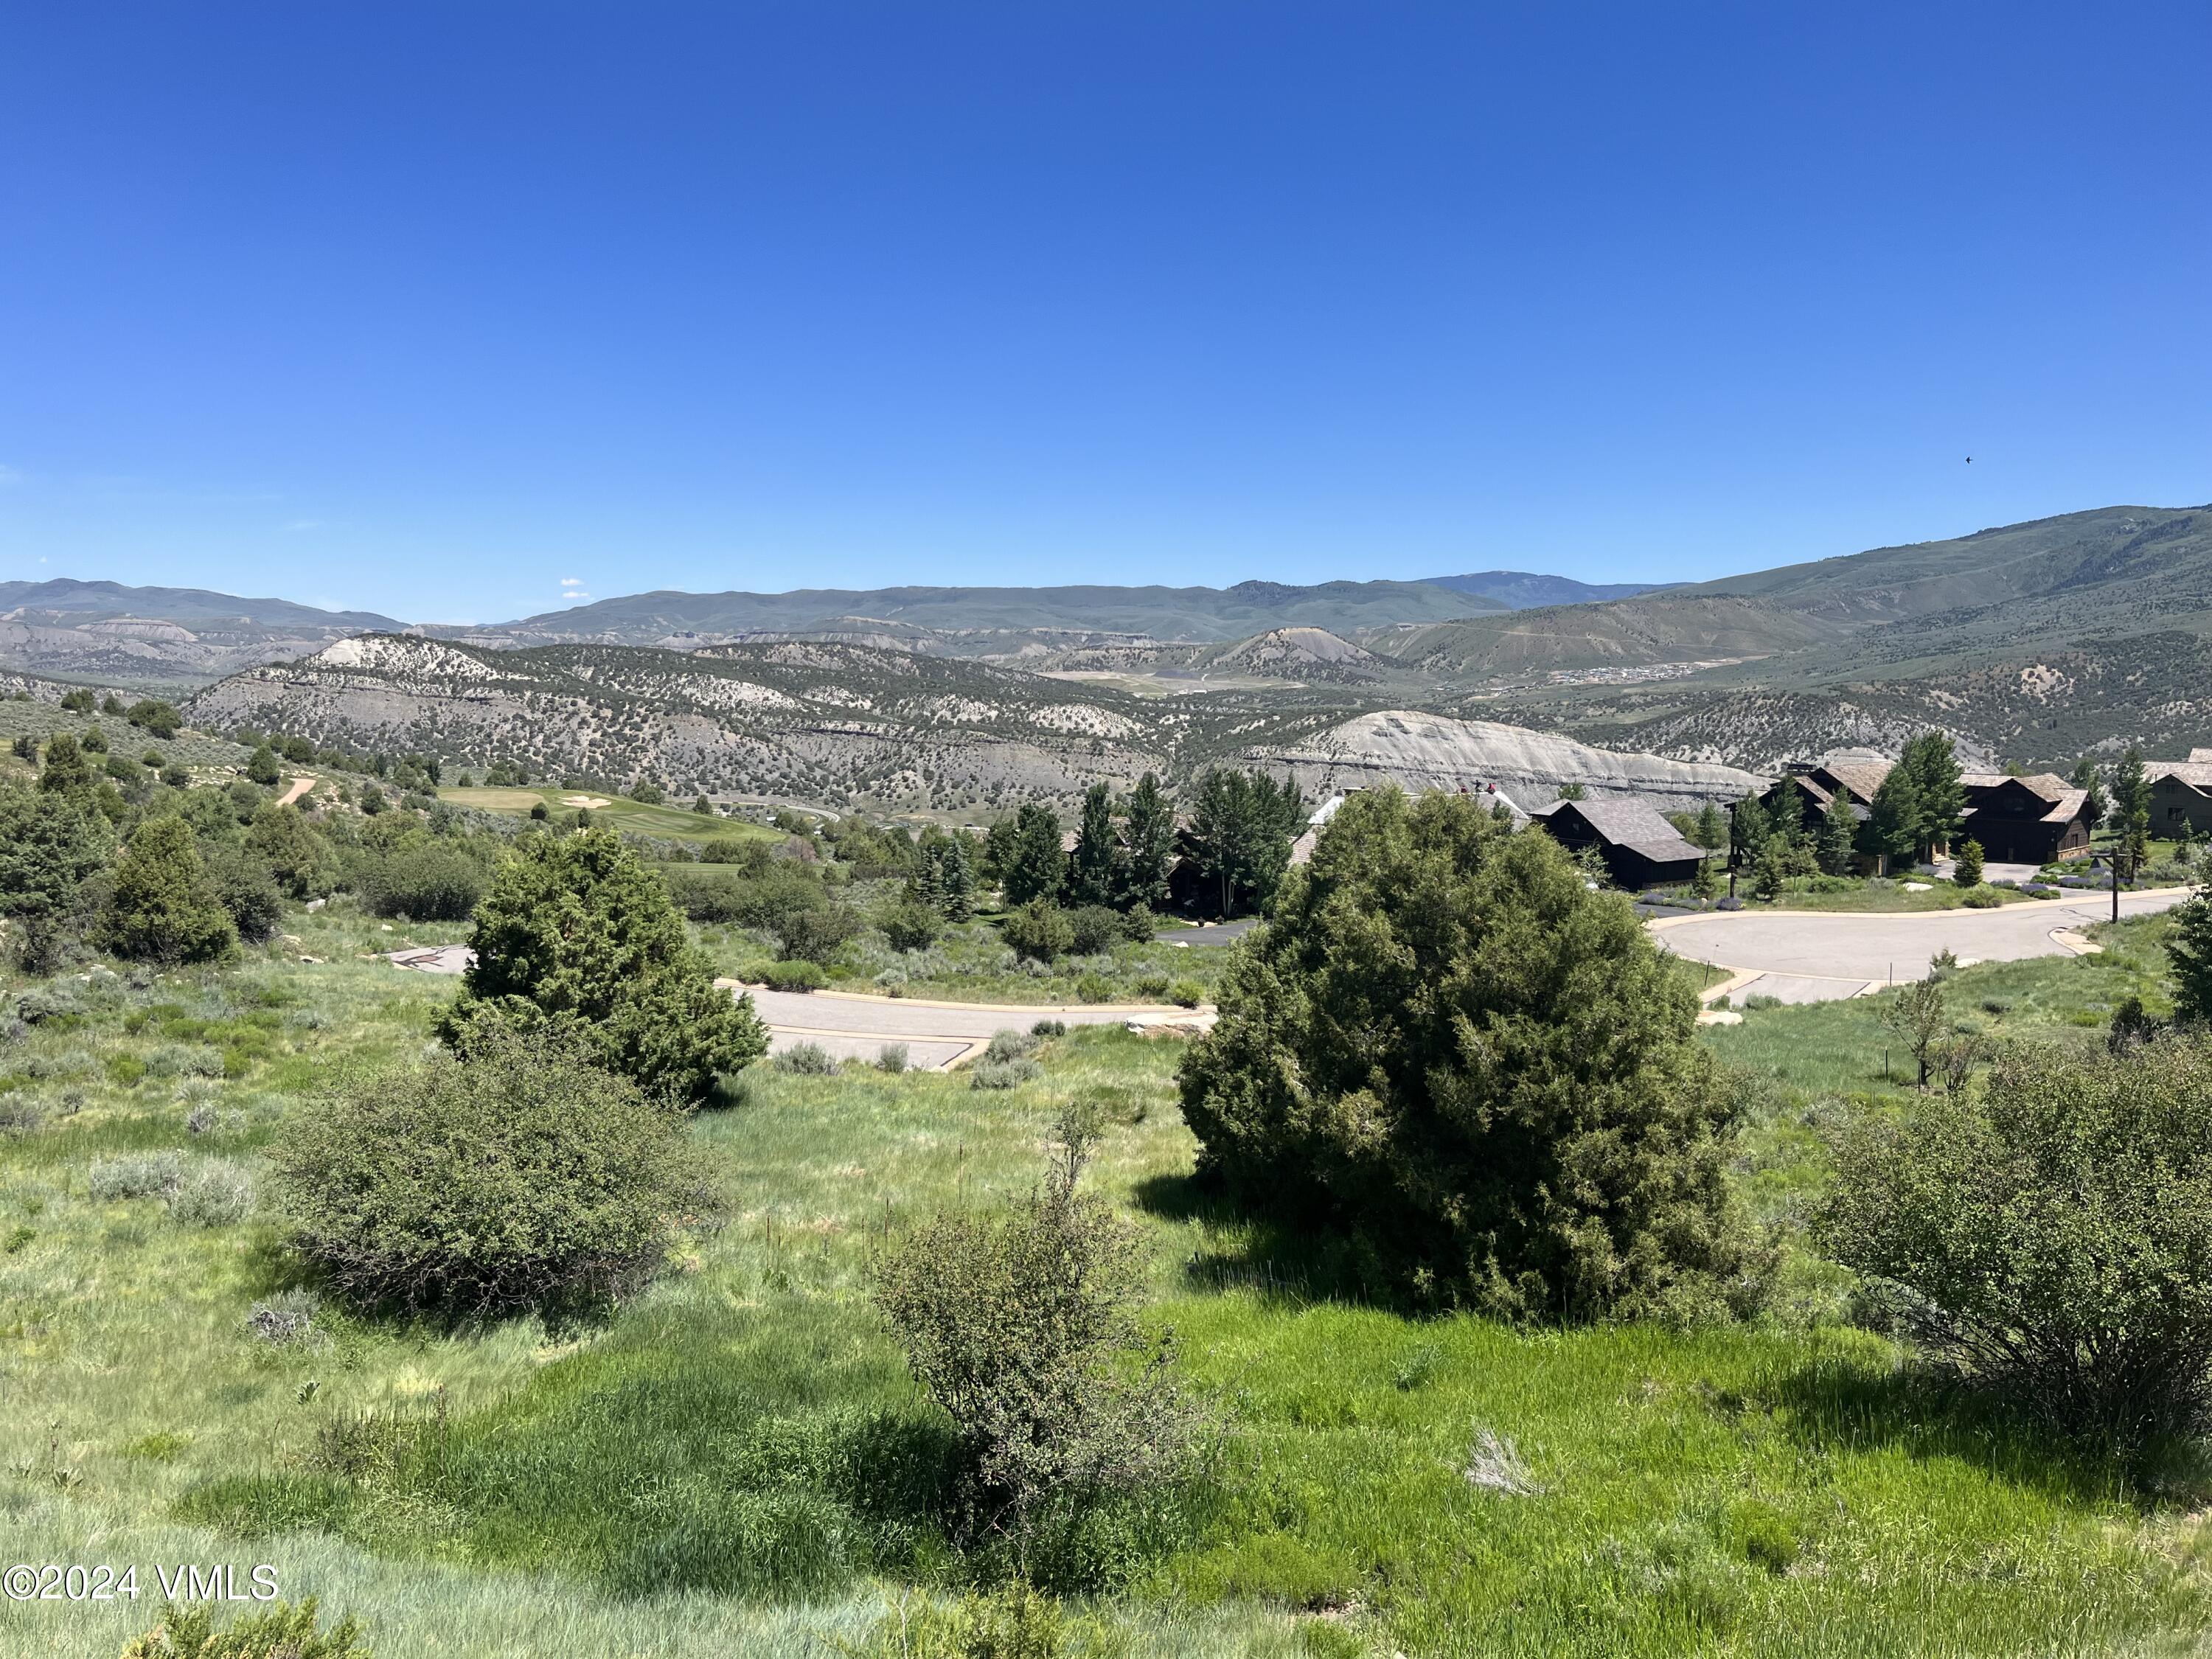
2, 904, 2205, 1655
437, 785, 781, 851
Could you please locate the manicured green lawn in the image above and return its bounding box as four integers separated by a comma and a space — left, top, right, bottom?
437, 785, 779, 850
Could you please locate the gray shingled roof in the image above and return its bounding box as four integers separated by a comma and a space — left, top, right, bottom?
1537, 799, 1705, 864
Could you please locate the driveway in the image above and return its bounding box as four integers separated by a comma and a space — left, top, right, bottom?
1653, 888, 2192, 1006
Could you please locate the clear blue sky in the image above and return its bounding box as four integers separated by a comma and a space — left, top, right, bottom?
2, 4, 2206, 624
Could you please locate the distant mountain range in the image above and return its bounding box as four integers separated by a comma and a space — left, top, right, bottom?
1417, 571, 1676, 609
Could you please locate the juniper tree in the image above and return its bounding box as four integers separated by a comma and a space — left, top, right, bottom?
98, 815, 237, 964
1178, 787, 1761, 1321
0, 781, 114, 971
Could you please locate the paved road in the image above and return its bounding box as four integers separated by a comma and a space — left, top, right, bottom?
730, 984, 1213, 1070
1655, 888, 2191, 1006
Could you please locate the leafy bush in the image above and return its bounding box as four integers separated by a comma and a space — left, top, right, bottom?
1003, 900, 1074, 964
984, 1029, 1040, 1064
775, 1041, 838, 1075
663, 860, 824, 928
98, 815, 237, 964
201, 844, 285, 944
442, 827, 766, 1102
120, 1598, 364, 1658
876, 1044, 910, 1074
1823, 1036, 2212, 1449
1030, 1019, 1066, 1038
356, 841, 489, 920
873, 1104, 1198, 1559
762, 959, 828, 992
271, 1028, 710, 1316
1065, 906, 1122, 957
879, 894, 943, 953
774, 901, 863, 964
1132, 972, 1171, 999
168, 1158, 255, 1228
1178, 787, 1760, 1320
1166, 979, 1205, 1009
89, 1151, 186, 1201
970, 1058, 1041, 1091
1074, 973, 1113, 1004
1960, 886, 2003, 908
0, 779, 114, 970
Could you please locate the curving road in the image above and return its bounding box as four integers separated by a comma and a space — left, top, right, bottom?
1652, 888, 2191, 1006
719, 981, 1213, 1070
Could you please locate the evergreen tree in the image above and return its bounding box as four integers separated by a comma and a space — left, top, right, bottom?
1860, 768, 1921, 873
998, 803, 1067, 908
1729, 793, 1772, 872
1066, 783, 1117, 908
1816, 790, 1859, 875
2170, 886, 2212, 1028
442, 827, 767, 1101
1899, 731, 1964, 859
1178, 787, 1759, 1320
2070, 757, 2107, 830
2112, 745, 2152, 870
1188, 768, 1304, 919
246, 742, 283, 787
1116, 772, 1175, 911
98, 815, 237, 964
917, 828, 975, 921
38, 733, 96, 801
1753, 840, 1787, 901
0, 781, 114, 970
1694, 801, 1727, 851
1953, 838, 1984, 888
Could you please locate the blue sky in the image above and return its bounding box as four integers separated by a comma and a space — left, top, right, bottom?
2, 3, 2207, 625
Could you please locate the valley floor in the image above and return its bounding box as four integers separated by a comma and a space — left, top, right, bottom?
2, 907, 2206, 1657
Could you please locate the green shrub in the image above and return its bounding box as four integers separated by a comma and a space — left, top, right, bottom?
202, 844, 286, 944
1133, 972, 1171, 999
876, 1044, 910, 1074
167, 1158, 255, 1228
442, 827, 765, 1102
2171, 888, 2212, 1027
1003, 900, 1074, 964
89, 1150, 185, 1201
0, 779, 114, 970
774, 901, 863, 964
1960, 886, 2002, 908
1065, 905, 1122, 957
1074, 973, 1113, 1004
1178, 787, 1760, 1321
1823, 1035, 2212, 1448
120, 1597, 364, 1658
1165, 979, 1205, 1009
762, 959, 828, 992
271, 1027, 710, 1316
879, 893, 943, 953
873, 1104, 1198, 1559
246, 743, 282, 787
98, 816, 237, 964
356, 841, 489, 920
775, 1042, 838, 1075
970, 1058, 1040, 1091
1953, 838, 1984, 888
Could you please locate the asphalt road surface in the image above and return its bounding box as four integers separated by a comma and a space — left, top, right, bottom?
1654, 888, 2191, 1006
731, 984, 1212, 1070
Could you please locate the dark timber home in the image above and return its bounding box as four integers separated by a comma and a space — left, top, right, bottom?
2150, 751, 2212, 838
1531, 799, 1706, 889
1761, 757, 2094, 866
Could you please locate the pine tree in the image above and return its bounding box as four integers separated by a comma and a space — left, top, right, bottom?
1117, 772, 1175, 911
1899, 732, 1964, 859
246, 743, 282, 787
2112, 745, 2152, 871
1730, 793, 1772, 872
1816, 790, 1858, 876
0, 781, 114, 970
1861, 768, 1921, 874
2170, 887, 2212, 1027
1067, 783, 1117, 908
1953, 838, 1984, 888
37, 733, 96, 801
2070, 757, 2107, 830
999, 804, 1066, 908
1694, 801, 1726, 851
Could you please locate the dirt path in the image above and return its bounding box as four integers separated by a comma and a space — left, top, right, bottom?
718, 980, 1214, 1071
275, 774, 316, 807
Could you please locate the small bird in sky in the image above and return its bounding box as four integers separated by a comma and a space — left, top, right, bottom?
1965, 456, 1972, 463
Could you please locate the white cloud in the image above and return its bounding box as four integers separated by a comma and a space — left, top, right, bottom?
560, 589, 593, 604
282, 518, 325, 533
560, 577, 585, 588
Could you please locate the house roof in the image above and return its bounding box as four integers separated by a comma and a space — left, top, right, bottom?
1535, 798, 1706, 865
1962, 778, 2090, 825
2192, 748, 2212, 764
1818, 759, 1896, 802
2153, 760, 2212, 790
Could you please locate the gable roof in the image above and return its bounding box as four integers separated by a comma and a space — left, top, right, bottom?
2153, 761, 2212, 790
2193, 748, 2212, 764
1535, 798, 1705, 864
1817, 759, 1895, 803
